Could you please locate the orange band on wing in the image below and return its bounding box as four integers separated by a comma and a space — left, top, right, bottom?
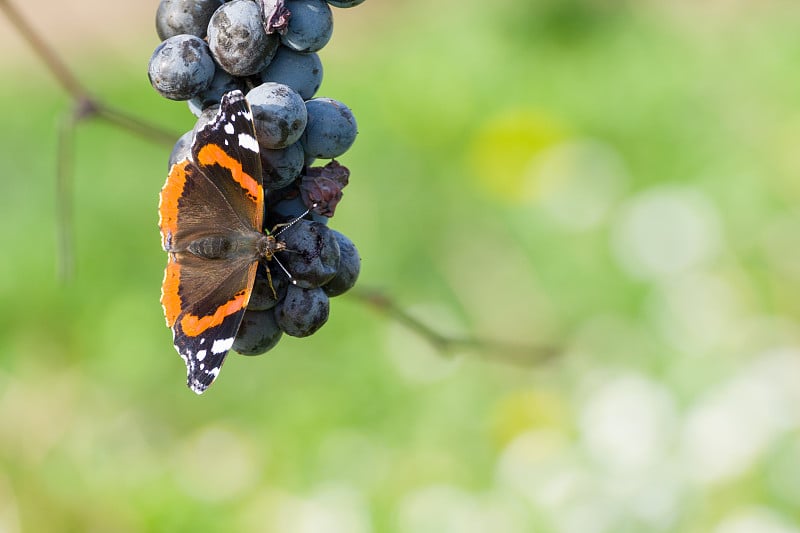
159, 160, 188, 249
161, 255, 182, 327
196, 144, 262, 204
179, 289, 249, 337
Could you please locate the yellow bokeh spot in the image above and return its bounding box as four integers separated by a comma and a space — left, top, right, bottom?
489, 389, 568, 448
469, 109, 567, 202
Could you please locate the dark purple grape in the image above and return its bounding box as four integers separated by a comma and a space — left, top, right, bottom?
282, 0, 333, 53
156, 0, 224, 40
191, 103, 221, 136
208, 0, 279, 76
277, 219, 339, 288
168, 130, 193, 169
269, 195, 328, 225
148, 35, 216, 100
188, 98, 204, 117
261, 141, 305, 190
257, 46, 323, 100
246, 82, 307, 149
189, 67, 246, 110
233, 308, 283, 355
301, 97, 357, 159
327, 0, 365, 6
323, 230, 360, 296
270, 195, 307, 221
274, 285, 330, 337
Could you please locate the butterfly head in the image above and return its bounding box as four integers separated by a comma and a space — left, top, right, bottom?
259, 234, 286, 261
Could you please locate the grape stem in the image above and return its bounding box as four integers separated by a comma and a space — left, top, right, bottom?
351, 287, 559, 367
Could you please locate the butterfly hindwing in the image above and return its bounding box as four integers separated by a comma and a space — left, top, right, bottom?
171, 259, 259, 394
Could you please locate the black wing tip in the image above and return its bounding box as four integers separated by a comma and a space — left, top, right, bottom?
186, 366, 219, 395
188, 378, 209, 395
221, 89, 247, 109
175, 339, 225, 395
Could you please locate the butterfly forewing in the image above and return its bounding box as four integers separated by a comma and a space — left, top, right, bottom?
192, 91, 264, 233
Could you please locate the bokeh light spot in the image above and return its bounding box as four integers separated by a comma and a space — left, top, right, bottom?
713, 507, 800, 533
173, 425, 261, 502
273, 484, 371, 533
611, 186, 722, 280
681, 364, 790, 485
397, 485, 526, 533
578, 373, 678, 472
524, 140, 629, 231
646, 273, 743, 353
469, 109, 566, 202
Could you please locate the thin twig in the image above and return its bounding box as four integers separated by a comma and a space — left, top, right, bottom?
56, 110, 76, 280
96, 103, 178, 147
0, 0, 178, 146
351, 287, 559, 367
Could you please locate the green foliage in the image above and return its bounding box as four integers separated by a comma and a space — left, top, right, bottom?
2, 0, 800, 531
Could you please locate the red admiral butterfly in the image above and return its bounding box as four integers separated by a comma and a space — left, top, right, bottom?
158, 90, 283, 394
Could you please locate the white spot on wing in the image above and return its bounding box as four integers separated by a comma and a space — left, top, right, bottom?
224, 122, 235, 135
211, 337, 235, 354
196, 349, 207, 362
238, 132, 259, 153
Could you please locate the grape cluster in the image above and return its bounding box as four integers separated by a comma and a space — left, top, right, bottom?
150, 0, 363, 355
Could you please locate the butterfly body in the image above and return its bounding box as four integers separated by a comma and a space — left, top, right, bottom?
182, 231, 282, 261
158, 90, 271, 394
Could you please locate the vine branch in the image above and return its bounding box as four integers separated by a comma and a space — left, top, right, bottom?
0, 0, 178, 144
352, 287, 557, 366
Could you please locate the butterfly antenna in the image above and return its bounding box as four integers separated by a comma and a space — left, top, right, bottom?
271, 255, 297, 285
273, 203, 319, 237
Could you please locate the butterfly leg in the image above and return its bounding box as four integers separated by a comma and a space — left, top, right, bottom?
262, 261, 278, 300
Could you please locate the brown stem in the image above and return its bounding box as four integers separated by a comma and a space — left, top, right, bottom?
0, 0, 179, 148
95, 104, 179, 147
351, 287, 559, 367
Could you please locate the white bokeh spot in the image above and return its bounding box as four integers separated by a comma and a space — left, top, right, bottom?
396, 484, 526, 533
524, 139, 629, 231
579, 373, 678, 472
713, 507, 800, 533
611, 186, 722, 280
681, 360, 792, 485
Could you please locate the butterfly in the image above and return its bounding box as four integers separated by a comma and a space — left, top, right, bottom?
158, 90, 284, 394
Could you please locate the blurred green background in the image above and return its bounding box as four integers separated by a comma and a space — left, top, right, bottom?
2, 0, 800, 531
